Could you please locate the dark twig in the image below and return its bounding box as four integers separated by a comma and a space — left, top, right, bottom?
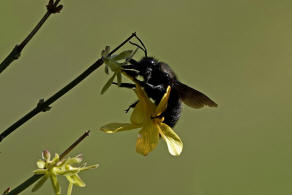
0, 0, 63, 74
0, 33, 136, 143
59, 130, 90, 159
5, 130, 90, 195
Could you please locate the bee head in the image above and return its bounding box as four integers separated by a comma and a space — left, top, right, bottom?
139, 57, 158, 67
137, 57, 159, 81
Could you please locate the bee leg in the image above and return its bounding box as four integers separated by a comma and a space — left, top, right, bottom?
125, 100, 139, 113
129, 59, 139, 65
112, 82, 136, 89
122, 69, 139, 78
122, 59, 139, 70
122, 64, 138, 70
138, 81, 165, 93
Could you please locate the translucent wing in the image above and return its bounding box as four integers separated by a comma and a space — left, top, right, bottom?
174, 81, 217, 108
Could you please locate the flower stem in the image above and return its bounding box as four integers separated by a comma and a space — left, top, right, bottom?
0, 0, 63, 74
0, 32, 136, 143
5, 130, 90, 195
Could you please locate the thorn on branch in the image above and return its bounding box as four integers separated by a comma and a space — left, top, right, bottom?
37, 99, 51, 112
46, 0, 63, 14
2, 187, 10, 195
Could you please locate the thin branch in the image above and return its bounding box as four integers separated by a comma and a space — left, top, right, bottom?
5, 130, 90, 195
0, 32, 136, 143
0, 0, 63, 74
59, 130, 90, 159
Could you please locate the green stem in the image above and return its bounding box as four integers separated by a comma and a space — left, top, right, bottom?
0, 32, 136, 143
0, 0, 62, 74
5, 130, 90, 195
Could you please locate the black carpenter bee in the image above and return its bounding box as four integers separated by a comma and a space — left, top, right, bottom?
114, 39, 217, 127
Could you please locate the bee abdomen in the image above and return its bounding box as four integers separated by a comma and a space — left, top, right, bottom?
162, 91, 182, 127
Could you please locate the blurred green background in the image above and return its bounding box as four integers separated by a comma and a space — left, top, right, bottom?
1, 0, 292, 194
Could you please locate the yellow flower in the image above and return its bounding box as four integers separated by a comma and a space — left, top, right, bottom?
100, 83, 183, 156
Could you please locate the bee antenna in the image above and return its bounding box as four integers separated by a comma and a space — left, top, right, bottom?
134, 34, 148, 57
129, 41, 146, 54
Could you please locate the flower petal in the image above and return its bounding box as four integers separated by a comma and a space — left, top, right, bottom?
136, 122, 159, 156
101, 46, 110, 57
71, 174, 86, 187
37, 160, 46, 169
31, 175, 49, 192
100, 123, 139, 133
57, 167, 80, 176
159, 123, 183, 156
134, 84, 155, 109
42, 150, 51, 162
52, 153, 60, 164
101, 72, 116, 94
66, 175, 75, 184
130, 101, 144, 125
79, 164, 99, 171
154, 86, 171, 116
50, 175, 61, 195
66, 156, 83, 165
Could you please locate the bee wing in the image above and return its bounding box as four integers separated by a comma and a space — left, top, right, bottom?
174, 81, 218, 108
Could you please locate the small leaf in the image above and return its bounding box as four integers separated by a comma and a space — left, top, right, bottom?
111, 50, 133, 61
101, 73, 116, 94
107, 60, 121, 72
50, 175, 61, 195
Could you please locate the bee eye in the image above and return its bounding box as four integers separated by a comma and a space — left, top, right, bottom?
150, 60, 156, 65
